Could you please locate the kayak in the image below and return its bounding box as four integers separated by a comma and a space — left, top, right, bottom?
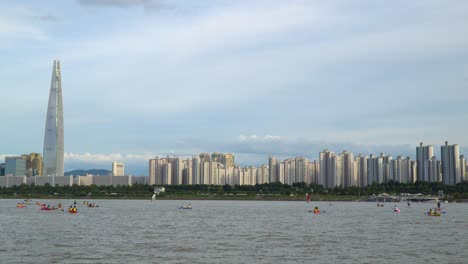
68, 210, 78, 214
426, 212, 441, 216
394, 209, 400, 213
40, 207, 60, 211
179, 207, 192, 209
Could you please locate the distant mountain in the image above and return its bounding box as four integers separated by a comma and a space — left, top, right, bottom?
64, 169, 112, 176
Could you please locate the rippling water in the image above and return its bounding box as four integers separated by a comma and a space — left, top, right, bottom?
1, 199, 467, 264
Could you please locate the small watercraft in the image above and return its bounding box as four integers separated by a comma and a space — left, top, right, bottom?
179, 204, 192, 209
40, 207, 60, 211
426, 212, 441, 216
308, 210, 325, 214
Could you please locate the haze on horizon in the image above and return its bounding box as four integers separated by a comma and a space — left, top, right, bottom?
1, 0, 467, 175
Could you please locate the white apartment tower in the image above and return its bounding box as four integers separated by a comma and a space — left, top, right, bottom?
441, 141, 461, 185
416, 143, 434, 182
112, 161, 124, 176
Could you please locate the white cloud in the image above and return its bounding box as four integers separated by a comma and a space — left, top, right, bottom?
238, 134, 281, 142
65, 152, 157, 163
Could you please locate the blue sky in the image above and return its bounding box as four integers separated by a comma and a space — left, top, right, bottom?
1, 0, 467, 175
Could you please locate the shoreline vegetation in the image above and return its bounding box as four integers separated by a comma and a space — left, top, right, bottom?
1, 181, 468, 202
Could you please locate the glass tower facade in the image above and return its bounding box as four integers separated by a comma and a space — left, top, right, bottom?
43, 60, 64, 176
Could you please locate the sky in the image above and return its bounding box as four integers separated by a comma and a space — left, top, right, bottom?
1, 0, 467, 175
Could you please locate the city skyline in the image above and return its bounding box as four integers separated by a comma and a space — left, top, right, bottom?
1, 1, 468, 174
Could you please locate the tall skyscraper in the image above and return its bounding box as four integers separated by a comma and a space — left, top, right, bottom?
416, 143, 433, 182
441, 141, 461, 185
43, 60, 64, 176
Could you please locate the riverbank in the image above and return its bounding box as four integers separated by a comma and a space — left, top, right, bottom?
3, 194, 468, 202
2, 194, 362, 201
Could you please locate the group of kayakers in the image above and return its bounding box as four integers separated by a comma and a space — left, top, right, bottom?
16, 199, 101, 214
16, 199, 32, 208
83, 201, 98, 207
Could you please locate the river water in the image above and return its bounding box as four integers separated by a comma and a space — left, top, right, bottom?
1, 199, 467, 264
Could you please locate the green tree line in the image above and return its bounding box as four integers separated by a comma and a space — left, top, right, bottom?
1, 181, 467, 198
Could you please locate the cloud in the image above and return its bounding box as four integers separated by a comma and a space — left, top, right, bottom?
65, 152, 157, 163
77, 0, 172, 11
238, 134, 281, 142
57, 136, 468, 175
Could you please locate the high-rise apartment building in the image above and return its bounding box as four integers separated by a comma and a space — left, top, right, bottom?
257, 165, 269, 184
416, 143, 434, 182
441, 141, 461, 185
149, 158, 157, 185
192, 156, 200, 185
460, 155, 466, 182
355, 154, 368, 187
268, 156, 278, 183
112, 161, 125, 176
221, 153, 235, 167
319, 149, 335, 188
172, 158, 184, 185
199, 153, 210, 161
341, 151, 355, 188
368, 154, 384, 184
390, 156, 413, 183
426, 156, 442, 182
43, 60, 64, 176
211, 152, 222, 162
295, 157, 308, 184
